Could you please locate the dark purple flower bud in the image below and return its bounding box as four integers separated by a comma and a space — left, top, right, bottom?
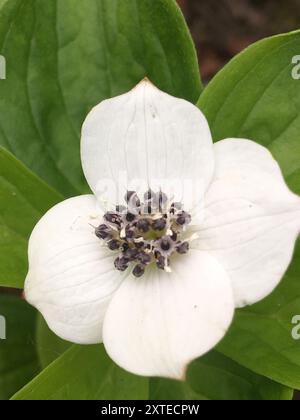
125, 226, 136, 239
132, 264, 145, 278
104, 212, 121, 225
121, 242, 129, 253
95, 224, 111, 240
125, 212, 136, 223
108, 239, 121, 251
137, 252, 152, 265
177, 241, 189, 255
137, 219, 150, 233
152, 218, 166, 231
160, 236, 172, 252
124, 248, 139, 261
114, 257, 129, 272
156, 255, 166, 270
135, 240, 145, 249
176, 211, 192, 226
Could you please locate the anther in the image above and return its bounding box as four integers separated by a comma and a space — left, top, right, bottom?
126, 212, 136, 223
176, 241, 189, 254
160, 237, 171, 251
133, 264, 145, 278
108, 240, 121, 251
125, 226, 136, 239
114, 257, 129, 272
104, 212, 121, 225
152, 218, 166, 231
124, 248, 139, 261
176, 211, 192, 226
137, 219, 150, 233
95, 224, 111, 240
137, 252, 152, 265
156, 255, 166, 270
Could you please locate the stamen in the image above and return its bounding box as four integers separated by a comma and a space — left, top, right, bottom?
133, 264, 145, 278
114, 257, 129, 272
108, 239, 121, 251
176, 241, 189, 255
137, 219, 150, 233
96, 190, 192, 278
176, 211, 192, 226
95, 224, 112, 240
152, 218, 166, 231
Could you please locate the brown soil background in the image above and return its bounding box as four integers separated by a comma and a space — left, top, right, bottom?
178, 0, 300, 82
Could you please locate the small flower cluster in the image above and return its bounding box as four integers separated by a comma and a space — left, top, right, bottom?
95, 190, 192, 277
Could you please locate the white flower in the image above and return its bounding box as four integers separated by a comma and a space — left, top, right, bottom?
25, 79, 300, 380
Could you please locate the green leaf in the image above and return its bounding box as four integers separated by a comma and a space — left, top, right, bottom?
36, 315, 71, 369
35, 315, 292, 401
198, 30, 300, 196
0, 293, 40, 400
0, 0, 201, 197
151, 351, 293, 401
218, 240, 300, 390
0, 147, 62, 288
198, 30, 300, 389
11, 344, 149, 400
35, 317, 292, 401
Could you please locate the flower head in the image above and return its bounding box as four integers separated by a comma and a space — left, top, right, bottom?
25, 79, 300, 379
94, 189, 192, 277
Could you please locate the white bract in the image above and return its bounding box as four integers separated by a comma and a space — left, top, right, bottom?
25, 79, 300, 380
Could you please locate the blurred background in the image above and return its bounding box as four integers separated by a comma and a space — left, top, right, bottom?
178, 0, 300, 82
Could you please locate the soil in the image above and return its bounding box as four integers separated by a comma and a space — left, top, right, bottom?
178, 0, 300, 82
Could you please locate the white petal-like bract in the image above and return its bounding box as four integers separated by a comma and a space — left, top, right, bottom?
194, 139, 300, 308
81, 79, 214, 217
103, 250, 234, 379
25, 195, 124, 344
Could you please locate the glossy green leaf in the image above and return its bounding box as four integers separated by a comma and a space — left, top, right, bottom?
151, 351, 293, 401
35, 317, 292, 401
11, 343, 149, 400
0, 293, 40, 400
36, 316, 71, 369
198, 30, 300, 196
0, 147, 62, 289
0, 0, 202, 197
218, 240, 300, 390
198, 30, 300, 389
